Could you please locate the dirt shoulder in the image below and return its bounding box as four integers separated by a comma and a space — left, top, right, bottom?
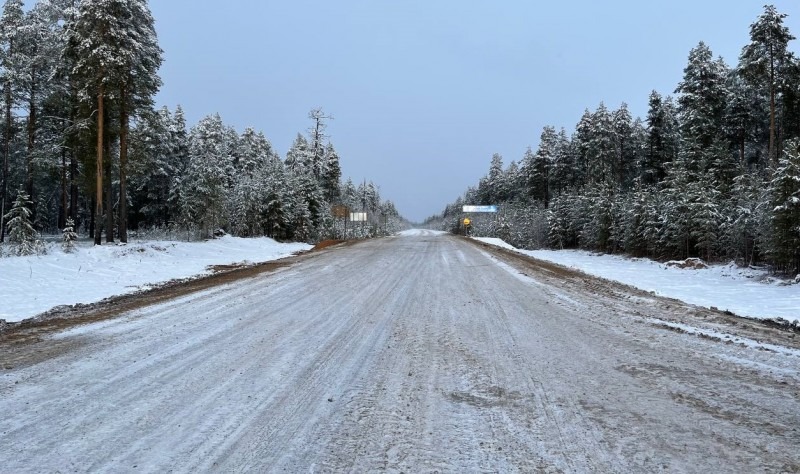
0, 240, 360, 364
464, 237, 800, 351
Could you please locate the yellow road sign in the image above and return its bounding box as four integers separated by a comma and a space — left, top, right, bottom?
463, 217, 471, 226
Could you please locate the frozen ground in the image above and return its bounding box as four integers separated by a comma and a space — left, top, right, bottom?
474, 237, 800, 322
0, 236, 311, 323
1, 230, 798, 472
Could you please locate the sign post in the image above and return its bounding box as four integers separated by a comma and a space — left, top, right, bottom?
461, 205, 497, 237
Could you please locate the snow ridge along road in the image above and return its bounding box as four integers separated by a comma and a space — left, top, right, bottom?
1, 231, 799, 472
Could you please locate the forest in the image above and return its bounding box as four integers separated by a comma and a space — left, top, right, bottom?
429, 5, 800, 275
0, 0, 403, 256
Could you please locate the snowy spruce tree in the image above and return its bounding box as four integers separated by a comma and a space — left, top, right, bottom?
767, 140, 800, 274
4, 188, 43, 256
62, 217, 78, 253
0, 0, 24, 244
739, 4, 796, 164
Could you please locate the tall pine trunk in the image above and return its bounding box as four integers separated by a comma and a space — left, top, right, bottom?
69, 150, 78, 226
26, 80, 36, 222
59, 148, 67, 230
769, 42, 777, 164
105, 135, 113, 243
119, 85, 128, 243
94, 81, 104, 245
0, 62, 11, 243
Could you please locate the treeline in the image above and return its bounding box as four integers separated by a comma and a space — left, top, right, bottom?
429, 5, 800, 275
0, 0, 402, 253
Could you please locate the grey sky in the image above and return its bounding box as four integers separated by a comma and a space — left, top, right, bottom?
150, 1, 798, 222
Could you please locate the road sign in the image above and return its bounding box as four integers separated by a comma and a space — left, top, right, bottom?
463, 218, 471, 226
332, 205, 348, 218
462, 205, 498, 213
350, 212, 367, 222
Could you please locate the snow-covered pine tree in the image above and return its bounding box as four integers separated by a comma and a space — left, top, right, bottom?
739, 5, 796, 164
62, 217, 77, 253
643, 91, 668, 186
689, 177, 723, 261
307, 108, 332, 182
116, 0, 163, 243
178, 114, 237, 238
724, 71, 766, 168
613, 103, 640, 191
68, 0, 133, 244
321, 143, 342, 204
572, 109, 593, 188
481, 153, 505, 204
530, 127, 556, 207
767, 140, 800, 274
4, 188, 43, 255
675, 42, 729, 178
16, 1, 61, 211
285, 134, 311, 175
549, 128, 574, 196
0, 0, 24, 244
586, 103, 617, 188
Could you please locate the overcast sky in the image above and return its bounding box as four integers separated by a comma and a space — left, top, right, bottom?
150, 1, 799, 222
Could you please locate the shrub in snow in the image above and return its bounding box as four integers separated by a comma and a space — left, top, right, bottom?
62, 218, 78, 253
665, 258, 708, 270
3, 189, 45, 256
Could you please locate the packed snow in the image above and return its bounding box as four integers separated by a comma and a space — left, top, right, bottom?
0, 236, 311, 323
473, 237, 800, 322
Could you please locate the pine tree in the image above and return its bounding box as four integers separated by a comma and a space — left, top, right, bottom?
321, 143, 341, 203
739, 5, 796, 164
724, 71, 766, 167
3, 187, 42, 255
586, 103, 616, 187
612, 103, 637, 190
676, 42, 729, 177
116, 0, 163, 243
285, 133, 311, 175
307, 107, 331, 182
530, 127, 556, 207
767, 140, 800, 274
0, 0, 23, 243
179, 114, 237, 238
62, 216, 77, 253
68, 0, 131, 244
549, 128, 574, 195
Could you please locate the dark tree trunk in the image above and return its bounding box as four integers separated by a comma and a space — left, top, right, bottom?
69, 150, 78, 226
769, 42, 777, 164
26, 80, 36, 223
1, 63, 11, 243
739, 130, 746, 166
119, 85, 128, 243
95, 82, 104, 245
59, 148, 67, 230
89, 196, 95, 238
105, 135, 113, 243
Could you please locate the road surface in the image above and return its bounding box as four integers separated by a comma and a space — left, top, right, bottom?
1, 230, 799, 472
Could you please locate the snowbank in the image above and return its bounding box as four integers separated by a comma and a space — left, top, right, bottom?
0, 236, 311, 323
472, 237, 800, 322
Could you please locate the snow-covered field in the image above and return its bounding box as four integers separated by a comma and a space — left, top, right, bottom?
0, 236, 311, 323
474, 237, 800, 322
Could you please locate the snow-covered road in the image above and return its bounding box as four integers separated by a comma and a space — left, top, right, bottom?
1, 231, 798, 472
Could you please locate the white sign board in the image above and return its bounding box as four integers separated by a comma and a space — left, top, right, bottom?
462, 205, 498, 213
350, 212, 367, 222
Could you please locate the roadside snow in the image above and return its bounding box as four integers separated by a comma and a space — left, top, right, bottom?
472, 237, 800, 322
0, 236, 311, 323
